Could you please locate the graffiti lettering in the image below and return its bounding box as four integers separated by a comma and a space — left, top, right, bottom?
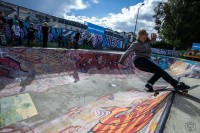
75, 53, 121, 72
105, 35, 122, 48
58, 126, 81, 133
90, 93, 168, 133
66, 106, 84, 118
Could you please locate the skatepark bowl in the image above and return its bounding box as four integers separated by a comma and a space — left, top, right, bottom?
0, 47, 200, 133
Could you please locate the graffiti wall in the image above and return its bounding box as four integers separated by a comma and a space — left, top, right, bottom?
151, 48, 176, 56
3, 19, 129, 49
0, 48, 134, 76
0, 47, 135, 98
151, 54, 200, 78
0, 47, 199, 83
1, 1, 129, 49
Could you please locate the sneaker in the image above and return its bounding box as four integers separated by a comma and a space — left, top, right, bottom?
145, 83, 154, 92
174, 82, 190, 90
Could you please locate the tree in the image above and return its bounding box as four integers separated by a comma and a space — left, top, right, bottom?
153, 0, 200, 50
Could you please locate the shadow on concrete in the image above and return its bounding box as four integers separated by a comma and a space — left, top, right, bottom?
174, 94, 200, 117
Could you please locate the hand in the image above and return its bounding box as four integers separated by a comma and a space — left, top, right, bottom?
150, 33, 157, 42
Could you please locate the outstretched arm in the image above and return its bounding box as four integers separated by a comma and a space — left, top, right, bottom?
119, 43, 136, 65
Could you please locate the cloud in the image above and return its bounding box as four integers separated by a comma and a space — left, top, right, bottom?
91, 0, 99, 4
5, 0, 167, 34
54, 0, 88, 17
63, 0, 167, 34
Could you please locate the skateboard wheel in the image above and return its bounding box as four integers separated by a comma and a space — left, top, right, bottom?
182, 90, 188, 93
181, 90, 188, 95
154, 92, 159, 96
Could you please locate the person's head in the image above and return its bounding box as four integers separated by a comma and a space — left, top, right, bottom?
14, 14, 18, 20
138, 29, 147, 43
44, 22, 48, 26
14, 20, 19, 25
30, 23, 33, 28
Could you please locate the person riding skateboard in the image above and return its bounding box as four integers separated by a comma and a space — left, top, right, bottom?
118, 29, 190, 92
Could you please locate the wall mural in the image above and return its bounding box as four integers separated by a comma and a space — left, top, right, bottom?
104, 35, 123, 48
3, 19, 129, 49
0, 48, 199, 79
151, 54, 200, 78
0, 57, 28, 78
151, 48, 175, 57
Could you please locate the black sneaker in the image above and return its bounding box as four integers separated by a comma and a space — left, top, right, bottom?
174, 82, 190, 90
145, 83, 154, 92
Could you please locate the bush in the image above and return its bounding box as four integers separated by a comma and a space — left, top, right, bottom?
151, 41, 174, 50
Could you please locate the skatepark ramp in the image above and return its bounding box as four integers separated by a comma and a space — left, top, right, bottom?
0, 47, 199, 133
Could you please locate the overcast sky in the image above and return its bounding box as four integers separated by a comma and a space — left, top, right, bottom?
3, 0, 167, 33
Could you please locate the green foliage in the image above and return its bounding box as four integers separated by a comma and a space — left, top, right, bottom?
151, 41, 173, 50
153, 0, 200, 50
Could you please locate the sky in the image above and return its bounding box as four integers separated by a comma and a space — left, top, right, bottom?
3, 0, 167, 34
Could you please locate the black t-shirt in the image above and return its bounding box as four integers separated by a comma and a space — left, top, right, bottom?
74, 32, 80, 40
27, 27, 35, 39
58, 35, 62, 41
0, 16, 6, 30
42, 26, 49, 35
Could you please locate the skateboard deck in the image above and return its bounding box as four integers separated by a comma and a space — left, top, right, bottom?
151, 85, 199, 92
144, 85, 199, 96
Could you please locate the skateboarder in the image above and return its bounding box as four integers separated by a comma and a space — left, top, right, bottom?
118, 29, 190, 92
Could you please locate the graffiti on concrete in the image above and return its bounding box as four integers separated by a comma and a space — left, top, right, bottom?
75, 53, 121, 72
0, 57, 28, 78
57, 126, 82, 133
151, 48, 175, 56
0, 127, 34, 133
28, 90, 169, 132
104, 35, 122, 48
151, 55, 200, 78
0, 68, 11, 78
89, 93, 168, 133
1, 47, 199, 132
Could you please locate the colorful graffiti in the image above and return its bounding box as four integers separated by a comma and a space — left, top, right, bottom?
151, 48, 175, 56
78, 31, 103, 48
0, 57, 28, 78
0, 93, 38, 127
151, 54, 200, 78
0, 47, 199, 80
19, 90, 168, 133
75, 53, 122, 72
3, 19, 129, 49
57, 126, 82, 133
0, 47, 199, 132
104, 35, 123, 48
90, 93, 168, 133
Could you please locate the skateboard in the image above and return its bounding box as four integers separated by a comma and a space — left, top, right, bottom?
148, 85, 200, 96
